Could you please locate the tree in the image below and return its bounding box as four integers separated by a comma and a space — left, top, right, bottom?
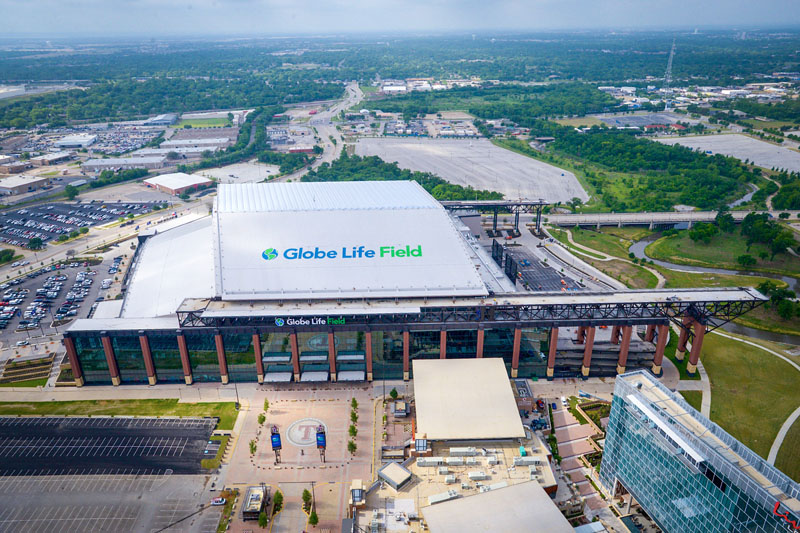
258, 511, 268, 528
389, 388, 398, 400
777, 300, 797, 320
350, 411, 358, 424
347, 440, 357, 455
257, 413, 266, 425
79, 227, 88, 234
688, 222, 718, 244
770, 231, 796, 260
57, 235, 69, 242
302, 489, 312, 511
308, 510, 319, 527
736, 254, 756, 268
351, 398, 358, 410
249, 439, 257, 455
272, 490, 283, 514
64, 184, 79, 200
779, 212, 790, 219
715, 209, 736, 233
349, 424, 357, 438
166, 151, 180, 160
264, 398, 270, 412
28, 237, 43, 250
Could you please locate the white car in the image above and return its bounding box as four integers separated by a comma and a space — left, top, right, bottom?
15, 341, 29, 347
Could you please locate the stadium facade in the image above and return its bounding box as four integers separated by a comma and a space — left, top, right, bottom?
601, 372, 800, 533
63, 182, 765, 386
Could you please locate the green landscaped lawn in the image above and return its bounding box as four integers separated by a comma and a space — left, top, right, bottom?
0, 399, 238, 430
201, 435, 230, 469
0, 377, 48, 388
174, 118, 232, 128
567, 227, 634, 258
597, 226, 654, 242
740, 119, 800, 130
733, 304, 800, 337
665, 329, 700, 381
547, 228, 605, 259
775, 417, 800, 482
554, 116, 605, 127
654, 267, 777, 290
679, 391, 703, 412
701, 333, 800, 460
646, 232, 800, 277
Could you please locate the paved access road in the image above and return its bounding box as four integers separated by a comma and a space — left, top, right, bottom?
0, 417, 216, 475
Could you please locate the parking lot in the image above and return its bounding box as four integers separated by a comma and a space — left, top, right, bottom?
0, 417, 216, 475
0, 472, 217, 533
0, 254, 122, 346
0, 201, 156, 249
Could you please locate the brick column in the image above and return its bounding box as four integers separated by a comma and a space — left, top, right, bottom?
676, 315, 692, 361
576, 326, 586, 345
511, 327, 521, 378
476, 328, 484, 358
100, 335, 121, 386
546, 327, 558, 380
651, 324, 669, 377
63, 336, 84, 387
138, 332, 156, 386
403, 331, 410, 381
616, 326, 633, 375
253, 334, 264, 384
290, 332, 300, 382
328, 332, 337, 382
687, 321, 705, 376
581, 327, 596, 379
439, 330, 447, 359
365, 332, 373, 382
610, 325, 621, 345
214, 333, 229, 385
645, 324, 656, 342
177, 332, 192, 385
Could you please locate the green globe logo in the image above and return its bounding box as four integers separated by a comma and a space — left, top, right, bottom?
262, 248, 278, 261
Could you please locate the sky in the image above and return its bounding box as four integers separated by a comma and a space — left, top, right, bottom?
4, 0, 800, 36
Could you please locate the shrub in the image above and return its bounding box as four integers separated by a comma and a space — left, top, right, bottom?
389, 388, 398, 400
258, 413, 266, 425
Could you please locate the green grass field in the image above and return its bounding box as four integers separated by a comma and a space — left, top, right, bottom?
174, 117, 231, 128
567, 227, 635, 258
776, 418, 800, 482
646, 232, 800, 277
201, 435, 230, 469
0, 399, 238, 430
666, 330, 700, 381
0, 378, 48, 388
548, 228, 606, 259
554, 116, 605, 127
733, 304, 800, 337
740, 119, 800, 130
701, 333, 800, 463
679, 391, 703, 412
655, 267, 776, 290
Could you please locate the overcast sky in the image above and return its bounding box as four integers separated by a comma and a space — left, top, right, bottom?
4, 0, 800, 36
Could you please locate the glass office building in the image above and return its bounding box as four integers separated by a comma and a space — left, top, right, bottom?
600, 371, 800, 533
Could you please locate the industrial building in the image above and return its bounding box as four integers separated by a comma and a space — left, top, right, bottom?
82, 156, 166, 172
61, 181, 765, 387
30, 151, 74, 166
601, 371, 800, 533
160, 137, 232, 149
131, 146, 219, 159
0, 161, 31, 175
0, 175, 51, 195
143, 172, 213, 195
55, 134, 97, 149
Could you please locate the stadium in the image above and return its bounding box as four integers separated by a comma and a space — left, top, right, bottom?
63, 181, 765, 386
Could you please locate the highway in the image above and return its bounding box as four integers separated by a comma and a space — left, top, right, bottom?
542, 209, 800, 228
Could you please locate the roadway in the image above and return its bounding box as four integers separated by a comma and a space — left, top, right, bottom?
543, 209, 800, 227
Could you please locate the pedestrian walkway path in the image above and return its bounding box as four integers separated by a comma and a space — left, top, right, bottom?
769, 405, 800, 465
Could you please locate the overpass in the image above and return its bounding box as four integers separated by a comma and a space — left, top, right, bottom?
440, 199, 548, 234
540, 210, 800, 229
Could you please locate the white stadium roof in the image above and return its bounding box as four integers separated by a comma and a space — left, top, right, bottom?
143, 172, 212, 191
212, 181, 488, 301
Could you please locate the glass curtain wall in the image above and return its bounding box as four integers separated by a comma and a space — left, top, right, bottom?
148, 333, 185, 383
371, 331, 404, 380
74, 336, 110, 384
222, 333, 256, 382
185, 334, 221, 382
111, 335, 148, 384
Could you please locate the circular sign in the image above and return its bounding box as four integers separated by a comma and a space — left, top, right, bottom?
286, 418, 328, 447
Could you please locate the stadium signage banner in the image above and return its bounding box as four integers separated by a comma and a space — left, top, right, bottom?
263, 245, 422, 261
274, 316, 346, 327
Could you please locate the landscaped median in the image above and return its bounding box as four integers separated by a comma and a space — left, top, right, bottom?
0, 399, 238, 430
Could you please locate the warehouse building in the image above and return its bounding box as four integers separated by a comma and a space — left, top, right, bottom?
82, 156, 166, 172
55, 133, 97, 149
0, 161, 31, 174
143, 173, 213, 195
31, 151, 74, 166
61, 181, 765, 387
0, 175, 51, 195
160, 137, 232, 150
143, 113, 178, 126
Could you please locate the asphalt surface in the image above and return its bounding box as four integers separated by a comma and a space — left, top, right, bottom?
0, 201, 155, 249
0, 417, 216, 475
503, 245, 583, 292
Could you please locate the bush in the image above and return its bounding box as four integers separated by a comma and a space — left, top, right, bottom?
309, 510, 319, 527
258, 511, 268, 528
258, 413, 266, 425
264, 399, 270, 412
249, 439, 257, 455
389, 388, 398, 400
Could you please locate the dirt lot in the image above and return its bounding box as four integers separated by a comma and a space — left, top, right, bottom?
355, 137, 587, 202
656, 133, 800, 172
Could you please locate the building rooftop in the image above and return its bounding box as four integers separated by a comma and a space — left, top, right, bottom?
421, 480, 571, 533
413, 358, 525, 441
143, 172, 212, 190
378, 461, 412, 488
212, 181, 488, 301
30, 151, 73, 162
83, 156, 165, 166
0, 174, 50, 188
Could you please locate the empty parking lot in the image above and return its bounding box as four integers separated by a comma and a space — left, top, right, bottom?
355, 137, 588, 203
656, 133, 800, 173
0, 417, 215, 475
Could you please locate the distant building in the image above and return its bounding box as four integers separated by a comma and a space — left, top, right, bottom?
55, 134, 97, 149
82, 156, 166, 172
143, 173, 213, 195
143, 113, 178, 126
0, 175, 51, 195
131, 146, 218, 159
0, 161, 31, 175
161, 137, 232, 149
601, 371, 800, 533
30, 151, 74, 166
